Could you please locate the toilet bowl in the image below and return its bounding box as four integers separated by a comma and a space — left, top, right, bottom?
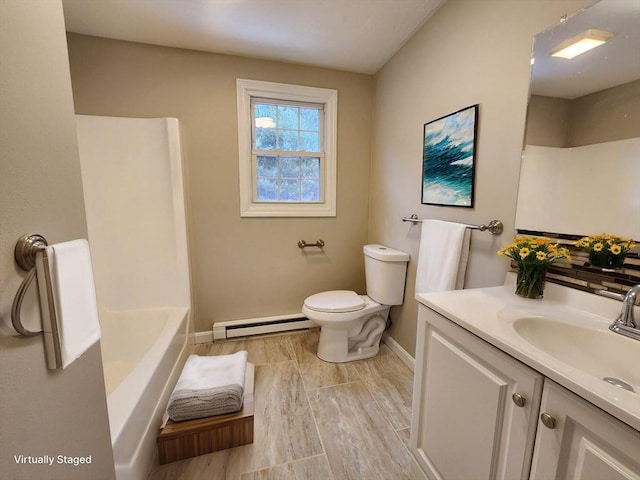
303, 291, 390, 362
302, 245, 409, 363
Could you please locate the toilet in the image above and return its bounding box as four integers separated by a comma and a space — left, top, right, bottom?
302, 244, 410, 363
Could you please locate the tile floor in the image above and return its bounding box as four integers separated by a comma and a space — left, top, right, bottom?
149, 330, 415, 480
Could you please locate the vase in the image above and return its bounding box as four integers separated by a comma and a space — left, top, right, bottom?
515, 264, 547, 299
589, 251, 625, 270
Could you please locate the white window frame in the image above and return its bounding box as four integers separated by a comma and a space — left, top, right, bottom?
237, 78, 337, 217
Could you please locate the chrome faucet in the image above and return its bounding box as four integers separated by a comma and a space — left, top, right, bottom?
606, 284, 640, 341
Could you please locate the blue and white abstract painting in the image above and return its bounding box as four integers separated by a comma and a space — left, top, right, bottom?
422, 105, 478, 207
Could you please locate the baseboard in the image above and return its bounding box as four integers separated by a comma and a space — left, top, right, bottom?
382, 332, 415, 372
194, 330, 213, 344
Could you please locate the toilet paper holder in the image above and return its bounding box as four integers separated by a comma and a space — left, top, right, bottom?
298, 239, 325, 249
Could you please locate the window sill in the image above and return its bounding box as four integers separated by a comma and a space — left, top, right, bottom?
240, 201, 336, 218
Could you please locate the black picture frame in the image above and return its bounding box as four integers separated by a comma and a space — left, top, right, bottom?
421, 104, 478, 208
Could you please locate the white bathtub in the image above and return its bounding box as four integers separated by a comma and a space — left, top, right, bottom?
100, 307, 191, 480
77, 115, 192, 478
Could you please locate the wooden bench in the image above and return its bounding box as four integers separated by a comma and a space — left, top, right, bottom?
157, 363, 255, 464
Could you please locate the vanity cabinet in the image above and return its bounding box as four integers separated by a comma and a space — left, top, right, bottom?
411, 305, 640, 480
410, 306, 544, 480
530, 379, 640, 480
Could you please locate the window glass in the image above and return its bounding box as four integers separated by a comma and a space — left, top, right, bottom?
252, 100, 323, 202
237, 79, 336, 217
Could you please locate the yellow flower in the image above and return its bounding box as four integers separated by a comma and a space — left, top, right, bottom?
499, 236, 570, 265
576, 234, 634, 255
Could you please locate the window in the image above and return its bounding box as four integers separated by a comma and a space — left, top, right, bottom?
253, 100, 322, 202
237, 79, 337, 217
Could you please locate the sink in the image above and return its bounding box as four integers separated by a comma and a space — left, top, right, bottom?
506, 313, 640, 393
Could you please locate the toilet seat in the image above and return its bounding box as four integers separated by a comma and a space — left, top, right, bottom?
303, 290, 366, 313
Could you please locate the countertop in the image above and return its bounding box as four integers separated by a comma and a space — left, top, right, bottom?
415, 274, 640, 431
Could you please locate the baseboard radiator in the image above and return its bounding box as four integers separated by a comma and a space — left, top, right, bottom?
213, 313, 315, 341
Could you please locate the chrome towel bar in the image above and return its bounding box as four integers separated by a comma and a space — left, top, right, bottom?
298, 239, 325, 249
402, 214, 504, 235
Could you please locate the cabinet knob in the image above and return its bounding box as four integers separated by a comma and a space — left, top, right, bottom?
511, 393, 526, 407
540, 412, 557, 429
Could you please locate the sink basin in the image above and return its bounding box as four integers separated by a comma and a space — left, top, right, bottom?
508, 313, 640, 393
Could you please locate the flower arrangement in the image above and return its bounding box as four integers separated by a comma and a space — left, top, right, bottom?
498, 236, 570, 298
498, 236, 571, 266
575, 234, 635, 269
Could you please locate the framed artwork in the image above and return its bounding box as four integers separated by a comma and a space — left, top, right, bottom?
422, 104, 478, 207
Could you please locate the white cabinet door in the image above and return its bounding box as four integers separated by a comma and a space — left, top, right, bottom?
411, 307, 544, 480
530, 380, 640, 480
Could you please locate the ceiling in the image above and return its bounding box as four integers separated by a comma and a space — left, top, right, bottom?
62, 0, 446, 74
531, 0, 640, 99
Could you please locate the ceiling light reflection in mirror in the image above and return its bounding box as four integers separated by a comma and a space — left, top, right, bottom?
549, 28, 614, 59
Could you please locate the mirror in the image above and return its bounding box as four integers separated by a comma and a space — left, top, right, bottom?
516, 0, 640, 240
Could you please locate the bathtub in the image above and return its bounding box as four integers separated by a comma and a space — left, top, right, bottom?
99, 307, 191, 480
77, 115, 192, 478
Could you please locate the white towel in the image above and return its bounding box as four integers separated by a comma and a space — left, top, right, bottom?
415, 220, 471, 293
44, 239, 101, 369
168, 351, 248, 422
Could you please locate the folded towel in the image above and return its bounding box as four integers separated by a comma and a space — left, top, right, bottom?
37, 239, 101, 369
415, 220, 471, 294
168, 351, 248, 422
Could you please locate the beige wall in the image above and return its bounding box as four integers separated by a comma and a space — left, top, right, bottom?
67, 35, 373, 332
526, 79, 640, 147
369, 0, 593, 356
525, 95, 572, 147
0, 2, 115, 479
570, 79, 640, 146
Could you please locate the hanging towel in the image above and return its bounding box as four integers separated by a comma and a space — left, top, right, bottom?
415, 220, 471, 294
167, 351, 248, 422
44, 239, 101, 369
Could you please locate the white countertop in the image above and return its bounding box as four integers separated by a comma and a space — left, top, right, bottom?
415, 274, 640, 431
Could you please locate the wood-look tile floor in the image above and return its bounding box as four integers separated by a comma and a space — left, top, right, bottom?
149, 330, 415, 480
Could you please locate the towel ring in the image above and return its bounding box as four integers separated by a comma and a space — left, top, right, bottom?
11, 234, 48, 336
11, 269, 41, 336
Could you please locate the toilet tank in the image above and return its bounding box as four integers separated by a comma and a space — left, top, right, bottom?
363, 244, 410, 305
